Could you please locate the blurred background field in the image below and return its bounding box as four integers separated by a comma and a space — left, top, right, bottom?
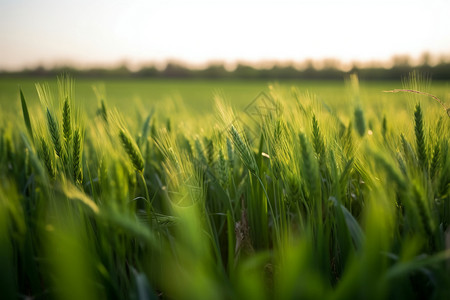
2, 77, 448, 116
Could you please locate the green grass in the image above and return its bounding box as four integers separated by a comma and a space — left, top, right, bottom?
0, 74, 449, 299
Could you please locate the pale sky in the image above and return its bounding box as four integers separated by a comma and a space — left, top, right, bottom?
0, 0, 449, 70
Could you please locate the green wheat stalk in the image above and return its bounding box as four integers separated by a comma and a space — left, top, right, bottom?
412, 185, 435, 248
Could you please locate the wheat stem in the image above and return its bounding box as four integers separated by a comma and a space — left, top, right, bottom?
384, 89, 449, 117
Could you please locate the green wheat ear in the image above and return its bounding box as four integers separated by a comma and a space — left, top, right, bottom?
46, 108, 62, 158
40, 137, 55, 179
414, 104, 427, 169
204, 137, 214, 164
429, 142, 440, 179
119, 129, 144, 173
230, 125, 258, 174
195, 138, 208, 167
62, 97, 72, 151
311, 114, 325, 161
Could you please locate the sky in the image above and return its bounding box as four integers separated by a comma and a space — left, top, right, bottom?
0, 0, 449, 70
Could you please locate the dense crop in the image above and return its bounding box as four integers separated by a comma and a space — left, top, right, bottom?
0, 74, 449, 299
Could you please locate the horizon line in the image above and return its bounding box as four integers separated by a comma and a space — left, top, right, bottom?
2, 52, 450, 73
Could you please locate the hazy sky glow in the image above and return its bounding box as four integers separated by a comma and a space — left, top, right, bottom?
0, 0, 449, 70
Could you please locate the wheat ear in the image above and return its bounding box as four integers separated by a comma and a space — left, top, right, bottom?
46, 108, 62, 158
230, 125, 258, 174
73, 128, 82, 183
414, 104, 427, 169
62, 97, 72, 152
119, 129, 144, 173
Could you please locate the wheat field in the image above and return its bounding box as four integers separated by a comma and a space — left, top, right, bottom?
0, 73, 449, 299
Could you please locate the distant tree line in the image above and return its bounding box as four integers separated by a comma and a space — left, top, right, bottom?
1, 59, 450, 80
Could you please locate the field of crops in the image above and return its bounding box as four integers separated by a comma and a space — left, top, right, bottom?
0, 74, 449, 299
